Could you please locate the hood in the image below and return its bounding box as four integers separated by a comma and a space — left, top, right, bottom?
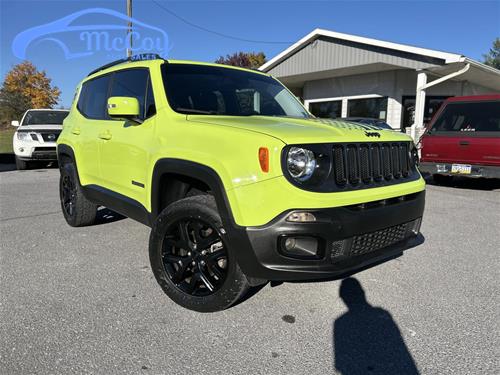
186, 115, 412, 144
16, 124, 62, 132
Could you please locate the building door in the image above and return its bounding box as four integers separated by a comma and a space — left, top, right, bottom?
402, 96, 450, 132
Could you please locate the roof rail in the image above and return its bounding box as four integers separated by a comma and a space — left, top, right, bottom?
87, 53, 164, 77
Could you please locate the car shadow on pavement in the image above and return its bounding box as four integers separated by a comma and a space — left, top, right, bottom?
95, 207, 126, 225
333, 277, 419, 375
423, 173, 500, 191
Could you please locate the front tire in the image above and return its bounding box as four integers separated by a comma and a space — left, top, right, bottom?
15, 156, 29, 170
149, 195, 250, 312
59, 163, 98, 227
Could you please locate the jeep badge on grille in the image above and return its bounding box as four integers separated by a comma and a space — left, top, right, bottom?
364, 131, 380, 138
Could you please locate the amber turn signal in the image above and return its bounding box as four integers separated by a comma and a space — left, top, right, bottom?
259, 147, 269, 172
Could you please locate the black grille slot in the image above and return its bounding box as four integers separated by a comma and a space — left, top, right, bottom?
371, 144, 382, 181
346, 146, 360, 185
400, 143, 409, 177
359, 145, 371, 183
392, 144, 401, 178
381, 144, 392, 180
330, 141, 414, 190
333, 146, 347, 185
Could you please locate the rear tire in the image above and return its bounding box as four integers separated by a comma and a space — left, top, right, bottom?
149, 195, 250, 312
15, 157, 29, 170
59, 163, 98, 227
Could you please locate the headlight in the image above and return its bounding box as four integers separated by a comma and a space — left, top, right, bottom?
287, 147, 317, 181
16, 132, 31, 141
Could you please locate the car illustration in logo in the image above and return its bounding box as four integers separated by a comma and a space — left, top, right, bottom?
12, 8, 169, 60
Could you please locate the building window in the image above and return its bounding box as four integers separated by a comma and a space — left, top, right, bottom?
402, 96, 450, 131
347, 97, 388, 120
309, 100, 342, 118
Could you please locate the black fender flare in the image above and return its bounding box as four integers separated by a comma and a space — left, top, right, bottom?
151, 158, 236, 226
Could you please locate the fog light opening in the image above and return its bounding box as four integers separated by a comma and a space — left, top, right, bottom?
286, 212, 316, 222
280, 236, 319, 259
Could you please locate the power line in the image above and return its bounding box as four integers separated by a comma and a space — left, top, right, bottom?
151, 0, 293, 45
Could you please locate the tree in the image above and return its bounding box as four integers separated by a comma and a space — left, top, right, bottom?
215, 52, 267, 69
0, 61, 60, 123
483, 38, 500, 70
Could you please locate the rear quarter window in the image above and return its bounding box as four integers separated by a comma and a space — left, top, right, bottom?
430, 101, 500, 133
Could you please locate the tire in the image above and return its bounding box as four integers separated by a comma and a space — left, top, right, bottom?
15, 156, 29, 170
59, 163, 98, 227
149, 195, 250, 312
433, 174, 453, 185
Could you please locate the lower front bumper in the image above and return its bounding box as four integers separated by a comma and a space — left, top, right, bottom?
419, 162, 500, 179
232, 190, 425, 281
17, 147, 57, 161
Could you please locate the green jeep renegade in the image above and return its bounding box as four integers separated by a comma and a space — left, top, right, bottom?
57, 54, 425, 312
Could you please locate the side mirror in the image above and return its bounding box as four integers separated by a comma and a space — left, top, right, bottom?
107, 96, 142, 124
11, 120, 19, 127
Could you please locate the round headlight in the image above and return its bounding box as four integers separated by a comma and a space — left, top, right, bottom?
287, 147, 316, 181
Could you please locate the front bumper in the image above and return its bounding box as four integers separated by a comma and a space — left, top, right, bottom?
232, 190, 425, 281
420, 162, 500, 179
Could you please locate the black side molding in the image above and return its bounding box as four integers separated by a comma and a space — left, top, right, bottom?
82, 184, 151, 226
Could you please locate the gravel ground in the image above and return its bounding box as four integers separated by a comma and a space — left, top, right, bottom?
1, 167, 499, 375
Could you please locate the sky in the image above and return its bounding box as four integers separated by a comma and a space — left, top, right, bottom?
1, 0, 499, 107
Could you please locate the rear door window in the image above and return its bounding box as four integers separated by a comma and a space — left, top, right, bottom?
430, 101, 500, 134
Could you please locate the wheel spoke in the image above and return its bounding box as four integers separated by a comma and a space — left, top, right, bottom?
198, 268, 214, 292
177, 221, 191, 249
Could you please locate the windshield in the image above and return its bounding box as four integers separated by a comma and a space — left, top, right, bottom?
162, 63, 310, 119
22, 110, 69, 126
429, 101, 500, 133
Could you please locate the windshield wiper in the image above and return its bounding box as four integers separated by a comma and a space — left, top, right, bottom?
176, 107, 218, 115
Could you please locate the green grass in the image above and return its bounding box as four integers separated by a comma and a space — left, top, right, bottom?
0, 128, 15, 154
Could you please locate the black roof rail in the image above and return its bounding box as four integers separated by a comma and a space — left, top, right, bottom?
87, 53, 164, 77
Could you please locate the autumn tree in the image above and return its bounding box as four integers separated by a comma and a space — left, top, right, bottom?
483, 38, 500, 69
215, 52, 267, 69
0, 61, 60, 124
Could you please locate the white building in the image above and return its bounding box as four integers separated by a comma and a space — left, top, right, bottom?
260, 29, 500, 138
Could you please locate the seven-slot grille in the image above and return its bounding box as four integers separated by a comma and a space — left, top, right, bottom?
333, 142, 411, 187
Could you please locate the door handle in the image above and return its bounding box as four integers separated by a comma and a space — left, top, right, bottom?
459, 140, 470, 146
98, 131, 112, 140
71, 127, 81, 135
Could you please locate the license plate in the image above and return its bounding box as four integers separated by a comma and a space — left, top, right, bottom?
451, 164, 471, 174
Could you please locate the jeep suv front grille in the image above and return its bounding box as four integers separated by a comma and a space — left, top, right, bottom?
332, 142, 412, 188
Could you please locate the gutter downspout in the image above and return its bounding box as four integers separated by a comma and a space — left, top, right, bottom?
410, 62, 471, 140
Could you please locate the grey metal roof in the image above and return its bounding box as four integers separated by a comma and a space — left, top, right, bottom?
266, 35, 446, 78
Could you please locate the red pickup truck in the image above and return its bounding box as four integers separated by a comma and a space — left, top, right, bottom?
419, 94, 500, 182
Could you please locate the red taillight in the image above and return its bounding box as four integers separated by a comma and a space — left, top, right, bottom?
259, 147, 269, 173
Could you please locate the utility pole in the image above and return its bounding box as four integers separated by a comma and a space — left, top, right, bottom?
126, 0, 132, 57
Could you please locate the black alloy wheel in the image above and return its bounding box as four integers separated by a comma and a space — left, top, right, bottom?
61, 173, 76, 218
162, 218, 228, 296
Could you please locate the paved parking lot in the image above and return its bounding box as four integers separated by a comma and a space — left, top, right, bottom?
1, 167, 499, 374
